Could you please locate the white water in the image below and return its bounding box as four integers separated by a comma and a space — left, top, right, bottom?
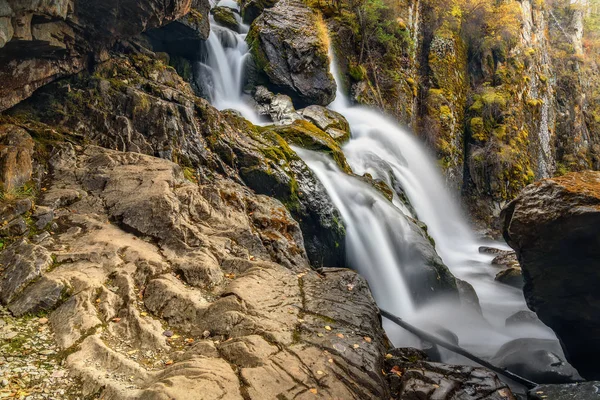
201, 9, 558, 360
199, 2, 261, 123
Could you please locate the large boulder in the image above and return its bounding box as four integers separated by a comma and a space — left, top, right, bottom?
502, 171, 600, 380
0, 0, 206, 111
491, 338, 583, 384
247, 0, 336, 106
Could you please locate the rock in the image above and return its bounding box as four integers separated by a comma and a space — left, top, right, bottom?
8, 277, 66, 317
247, 0, 336, 106
385, 348, 515, 399
0, 239, 54, 305
240, 0, 278, 24
144, 0, 211, 60
505, 310, 545, 328
0, 0, 196, 111
298, 105, 351, 143
0, 125, 35, 191
528, 382, 600, 399
254, 86, 302, 124
211, 6, 241, 32
491, 251, 519, 269
492, 339, 583, 384
495, 267, 524, 289
268, 119, 351, 170
32, 206, 54, 230
502, 171, 600, 379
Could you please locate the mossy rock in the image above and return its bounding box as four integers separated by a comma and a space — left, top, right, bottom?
211, 7, 241, 32
267, 120, 351, 173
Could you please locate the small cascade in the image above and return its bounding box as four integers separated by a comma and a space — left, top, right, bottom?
196, 2, 260, 122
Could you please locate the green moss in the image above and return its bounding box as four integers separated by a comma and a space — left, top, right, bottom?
267, 120, 352, 173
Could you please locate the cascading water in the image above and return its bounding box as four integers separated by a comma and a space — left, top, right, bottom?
197, 2, 260, 123
200, 5, 560, 364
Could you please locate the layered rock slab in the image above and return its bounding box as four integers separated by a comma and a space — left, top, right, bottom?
502, 171, 600, 380
0, 143, 389, 399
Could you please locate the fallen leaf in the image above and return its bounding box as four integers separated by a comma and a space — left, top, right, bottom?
363, 336, 372, 343
328, 358, 333, 363
336, 333, 344, 338
385, 354, 393, 359
112, 317, 121, 323
353, 344, 360, 349
391, 366, 403, 376
309, 388, 317, 394
316, 370, 324, 375
317, 333, 324, 337
164, 360, 173, 366
140, 312, 148, 317
324, 326, 332, 331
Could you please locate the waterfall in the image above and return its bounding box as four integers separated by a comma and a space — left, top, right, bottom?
197, 3, 260, 123
201, 10, 558, 359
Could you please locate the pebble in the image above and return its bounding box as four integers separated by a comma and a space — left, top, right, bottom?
0, 306, 82, 398
163, 330, 174, 337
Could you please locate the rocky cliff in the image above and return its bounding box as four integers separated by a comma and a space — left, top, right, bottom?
322, 0, 600, 231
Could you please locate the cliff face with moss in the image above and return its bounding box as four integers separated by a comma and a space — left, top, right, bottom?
324, 0, 600, 229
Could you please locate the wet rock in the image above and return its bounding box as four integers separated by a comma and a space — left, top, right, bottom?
385, 348, 515, 399
267, 120, 351, 172
502, 171, 600, 379
240, 0, 278, 24
492, 338, 583, 384
495, 267, 524, 289
247, 0, 336, 106
0, 239, 53, 305
528, 382, 600, 399
298, 105, 351, 143
212, 6, 241, 32
505, 310, 546, 328
254, 86, 302, 124
0, 125, 34, 191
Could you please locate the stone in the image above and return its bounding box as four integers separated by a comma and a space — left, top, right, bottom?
298, 105, 351, 143
0, 125, 34, 191
8, 277, 66, 317
528, 382, 600, 399
385, 348, 515, 399
240, 0, 278, 23
0, 239, 53, 305
211, 6, 241, 33
492, 338, 583, 384
505, 310, 546, 328
247, 0, 336, 106
502, 171, 600, 379
495, 267, 524, 289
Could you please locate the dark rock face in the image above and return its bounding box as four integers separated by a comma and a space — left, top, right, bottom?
492, 338, 583, 384
385, 348, 515, 399
0, 0, 206, 111
247, 0, 336, 106
502, 171, 600, 380
240, 0, 278, 24
528, 382, 600, 400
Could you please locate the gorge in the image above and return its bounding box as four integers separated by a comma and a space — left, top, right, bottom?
0, 0, 599, 399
